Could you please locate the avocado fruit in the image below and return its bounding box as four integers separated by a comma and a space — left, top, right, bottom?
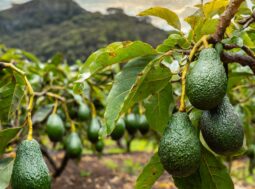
158, 112, 201, 177
125, 113, 139, 135
65, 132, 83, 158
201, 96, 244, 155
78, 103, 90, 121
46, 114, 65, 142
87, 117, 101, 143
95, 140, 104, 153
11, 139, 51, 189
138, 115, 150, 135
186, 48, 227, 110
111, 118, 126, 140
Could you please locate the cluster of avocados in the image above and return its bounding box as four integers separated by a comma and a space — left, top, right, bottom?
158, 48, 244, 177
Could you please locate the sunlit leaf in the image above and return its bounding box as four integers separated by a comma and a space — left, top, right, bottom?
138, 7, 181, 30
0, 158, 14, 189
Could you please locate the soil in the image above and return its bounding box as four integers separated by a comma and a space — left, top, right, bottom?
49, 152, 255, 189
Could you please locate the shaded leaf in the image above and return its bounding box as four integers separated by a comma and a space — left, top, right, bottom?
174, 170, 202, 189
0, 127, 22, 155
144, 84, 173, 134
135, 153, 164, 189
0, 158, 14, 189
138, 7, 181, 30
76, 41, 156, 82
32, 104, 53, 124
0, 74, 25, 122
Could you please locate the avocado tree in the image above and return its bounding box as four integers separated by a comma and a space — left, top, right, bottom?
73, 0, 255, 188
0, 0, 255, 188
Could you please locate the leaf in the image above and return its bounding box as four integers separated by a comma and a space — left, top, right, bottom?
104, 55, 171, 135
144, 84, 174, 134
0, 127, 22, 155
200, 148, 234, 189
32, 104, 53, 124
174, 147, 234, 189
0, 158, 14, 189
49, 53, 64, 65
135, 153, 164, 189
76, 41, 156, 82
174, 170, 202, 189
138, 7, 181, 30
201, 0, 228, 18
0, 74, 25, 122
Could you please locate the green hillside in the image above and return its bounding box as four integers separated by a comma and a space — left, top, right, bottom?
0, 0, 168, 63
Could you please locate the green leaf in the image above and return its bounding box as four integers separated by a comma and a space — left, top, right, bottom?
138, 7, 181, 30
49, 53, 64, 65
76, 41, 156, 82
0, 158, 14, 189
174, 170, 202, 189
104, 55, 171, 135
0, 74, 25, 122
144, 84, 174, 134
0, 127, 22, 155
32, 104, 53, 124
135, 153, 164, 189
201, 0, 228, 18
200, 148, 234, 189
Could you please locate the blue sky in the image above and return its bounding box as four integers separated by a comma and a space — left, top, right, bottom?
0, 0, 206, 31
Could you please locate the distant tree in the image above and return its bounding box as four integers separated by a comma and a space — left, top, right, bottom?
107, 8, 124, 15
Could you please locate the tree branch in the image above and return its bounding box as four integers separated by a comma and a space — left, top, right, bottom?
210, 0, 245, 43
221, 52, 255, 73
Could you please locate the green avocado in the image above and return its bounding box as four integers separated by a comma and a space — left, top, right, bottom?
158, 112, 201, 177
95, 140, 104, 153
201, 96, 244, 155
138, 115, 150, 135
186, 48, 227, 110
87, 117, 101, 143
11, 139, 51, 189
78, 103, 90, 121
46, 114, 65, 142
111, 118, 126, 140
65, 132, 83, 158
125, 113, 139, 135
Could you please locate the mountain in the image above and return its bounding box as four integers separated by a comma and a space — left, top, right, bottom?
0, 0, 168, 63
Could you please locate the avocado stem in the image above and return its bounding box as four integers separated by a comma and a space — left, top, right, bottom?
52, 100, 58, 114
0, 62, 35, 140
90, 101, 97, 118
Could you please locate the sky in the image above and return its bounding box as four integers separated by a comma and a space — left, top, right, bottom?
0, 0, 207, 31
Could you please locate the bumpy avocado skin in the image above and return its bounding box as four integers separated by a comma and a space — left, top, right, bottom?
111, 118, 126, 140
158, 112, 201, 177
138, 115, 150, 135
125, 113, 139, 135
11, 139, 51, 189
186, 48, 227, 110
46, 114, 65, 142
78, 103, 90, 121
201, 96, 244, 155
65, 132, 83, 158
87, 117, 101, 143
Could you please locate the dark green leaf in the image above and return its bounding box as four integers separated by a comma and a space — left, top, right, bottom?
0, 127, 22, 155
0, 158, 14, 189
174, 170, 202, 189
138, 7, 181, 30
32, 105, 53, 124
135, 153, 164, 189
144, 84, 173, 134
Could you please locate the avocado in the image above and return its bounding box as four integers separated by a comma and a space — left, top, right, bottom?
78, 103, 90, 121
65, 132, 83, 158
186, 48, 227, 110
111, 118, 126, 140
125, 113, 139, 135
87, 117, 101, 143
158, 112, 201, 177
201, 96, 244, 155
95, 140, 104, 153
11, 139, 51, 189
138, 115, 150, 135
46, 114, 65, 142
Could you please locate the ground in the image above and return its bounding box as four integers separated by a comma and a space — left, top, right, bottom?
50, 151, 255, 189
